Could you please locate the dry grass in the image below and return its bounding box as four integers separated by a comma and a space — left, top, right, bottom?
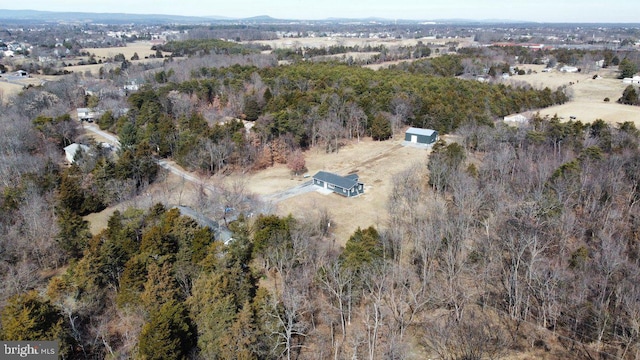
504, 64, 640, 125
248, 36, 475, 50
82, 41, 168, 60
0, 80, 24, 102
227, 136, 431, 246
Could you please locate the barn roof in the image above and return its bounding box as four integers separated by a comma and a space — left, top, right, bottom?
313, 171, 359, 189
406, 127, 436, 136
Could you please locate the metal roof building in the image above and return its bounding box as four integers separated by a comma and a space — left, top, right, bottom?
405, 127, 438, 145
313, 171, 364, 197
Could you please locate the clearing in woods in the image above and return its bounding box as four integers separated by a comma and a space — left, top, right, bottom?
228, 137, 432, 246
504, 64, 640, 125
81, 50, 640, 245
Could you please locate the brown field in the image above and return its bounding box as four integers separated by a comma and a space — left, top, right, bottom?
0, 80, 24, 102
65, 41, 172, 76
228, 136, 432, 246
504, 64, 640, 125
82, 41, 168, 60
248, 36, 475, 50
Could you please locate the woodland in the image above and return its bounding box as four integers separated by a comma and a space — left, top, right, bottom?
1, 36, 640, 359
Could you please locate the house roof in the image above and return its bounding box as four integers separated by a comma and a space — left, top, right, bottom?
504, 114, 528, 122
64, 143, 89, 153
406, 127, 436, 136
64, 143, 89, 162
313, 171, 360, 189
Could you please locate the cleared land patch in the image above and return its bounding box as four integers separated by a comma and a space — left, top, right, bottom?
230, 136, 432, 246
505, 64, 640, 125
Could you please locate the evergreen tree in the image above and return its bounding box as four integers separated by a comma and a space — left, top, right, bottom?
340, 226, 385, 270
618, 58, 638, 79
370, 113, 392, 141
0, 291, 75, 357
138, 301, 195, 360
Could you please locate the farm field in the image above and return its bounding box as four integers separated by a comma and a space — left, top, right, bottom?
82, 41, 169, 60
248, 35, 475, 50
0, 80, 24, 102
505, 64, 640, 125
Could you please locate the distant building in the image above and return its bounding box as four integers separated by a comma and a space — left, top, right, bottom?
404, 127, 438, 145
504, 114, 529, 123
313, 171, 364, 197
560, 66, 579, 73
623, 76, 640, 84
63, 143, 89, 163
77, 108, 103, 122
124, 79, 141, 92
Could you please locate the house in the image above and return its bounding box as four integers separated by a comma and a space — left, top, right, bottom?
76, 108, 103, 122
504, 114, 528, 123
313, 171, 364, 197
560, 66, 579, 73
404, 127, 438, 145
124, 79, 141, 92
63, 143, 90, 163
623, 76, 640, 84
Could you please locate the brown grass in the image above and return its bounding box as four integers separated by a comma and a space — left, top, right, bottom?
505, 64, 640, 125
228, 136, 432, 246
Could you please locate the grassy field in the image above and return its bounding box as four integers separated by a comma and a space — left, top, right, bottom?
248, 36, 475, 50
504, 64, 640, 125
227, 136, 432, 246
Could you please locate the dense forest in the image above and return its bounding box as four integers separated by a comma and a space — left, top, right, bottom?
2, 38, 640, 359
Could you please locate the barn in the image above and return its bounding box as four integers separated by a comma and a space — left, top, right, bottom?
405, 127, 438, 145
313, 171, 364, 197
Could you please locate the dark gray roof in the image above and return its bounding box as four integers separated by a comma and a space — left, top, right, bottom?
406, 127, 436, 136
313, 171, 359, 189
344, 173, 359, 182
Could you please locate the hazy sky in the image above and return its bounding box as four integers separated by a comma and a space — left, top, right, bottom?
3, 0, 640, 23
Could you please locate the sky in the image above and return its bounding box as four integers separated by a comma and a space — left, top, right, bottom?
2, 0, 640, 23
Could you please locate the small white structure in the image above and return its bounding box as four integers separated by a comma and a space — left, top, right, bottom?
76, 108, 103, 122
64, 143, 90, 163
623, 76, 640, 84
124, 80, 140, 92
560, 66, 579, 73
504, 114, 529, 123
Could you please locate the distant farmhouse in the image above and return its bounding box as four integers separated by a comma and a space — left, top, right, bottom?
404, 127, 438, 146
64, 143, 89, 163
623, 76, 640, 84
504, 113, 529, 123
77, 108, 103, 122
560, 65, 579, 73
313, 171, 364, 197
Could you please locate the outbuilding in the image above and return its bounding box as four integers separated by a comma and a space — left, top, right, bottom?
405, 127, 438, 145
504, 114, 528, 123
313, 171, 364, 197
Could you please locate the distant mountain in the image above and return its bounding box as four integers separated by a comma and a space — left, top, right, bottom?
0, 9, 538, 26
0, 9, 214, 24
